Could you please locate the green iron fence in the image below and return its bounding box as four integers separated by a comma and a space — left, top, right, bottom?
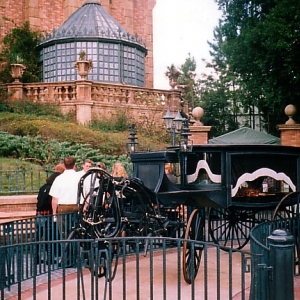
0, 165, 51, 195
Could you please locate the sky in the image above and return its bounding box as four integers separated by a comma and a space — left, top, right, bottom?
153, 0, 222, 90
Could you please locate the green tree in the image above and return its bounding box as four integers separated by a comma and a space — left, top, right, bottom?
0, 21, 40, 83
177, 54, 199, 108
212, 0, 300, 134
198, 24, 241, 137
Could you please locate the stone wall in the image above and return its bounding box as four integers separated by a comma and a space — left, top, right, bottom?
0, 195, 37, 223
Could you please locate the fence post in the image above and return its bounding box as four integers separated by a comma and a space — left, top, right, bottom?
267, 229, 294, 300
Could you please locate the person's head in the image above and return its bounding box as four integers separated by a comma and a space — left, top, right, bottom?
96, 162, 107, 170
46, 163, 65, 184
165, 163, 173, 175
81, 159, 92, 173
54, 163, 65, 173
63, 156, 76, 170
111, 162, 128, 178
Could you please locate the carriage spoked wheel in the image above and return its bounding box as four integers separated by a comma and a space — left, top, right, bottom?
272, 192, 300, 272
272, 192, 300, 220
208, 207, 255, 250
183, 209, 204, 284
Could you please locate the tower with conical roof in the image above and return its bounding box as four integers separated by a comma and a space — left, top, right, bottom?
38, 0, 148, 87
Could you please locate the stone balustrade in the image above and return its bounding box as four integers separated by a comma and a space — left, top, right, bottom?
4, 81, 184, 125
23, 82, 76, 102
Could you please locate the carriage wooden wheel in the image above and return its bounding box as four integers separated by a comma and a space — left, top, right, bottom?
272, 192, 300, 220
183, 209, 205, 284
207, 207, 256, 250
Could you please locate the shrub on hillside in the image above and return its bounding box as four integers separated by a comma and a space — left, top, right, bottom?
0, 131, 131, 173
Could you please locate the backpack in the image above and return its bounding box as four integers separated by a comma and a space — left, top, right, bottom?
36, 183, 52, 211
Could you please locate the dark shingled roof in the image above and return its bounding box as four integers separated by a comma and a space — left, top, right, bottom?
39, 0, 146, 49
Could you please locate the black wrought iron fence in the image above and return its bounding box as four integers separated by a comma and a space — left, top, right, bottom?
0, 236, 251, 300
0, 165, 50, 194
0, 212, 299, 300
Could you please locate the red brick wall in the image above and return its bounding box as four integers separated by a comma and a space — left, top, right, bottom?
0, 0, 155, 88
190, 126, 212, 145
278, 125, 300, 147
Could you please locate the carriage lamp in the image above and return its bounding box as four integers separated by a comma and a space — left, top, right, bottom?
126, 124, 139, 153
179, 119, 193, 152
163, 108, 185, 146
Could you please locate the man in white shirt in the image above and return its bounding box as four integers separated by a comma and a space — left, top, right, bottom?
77, 159, 93, 205
50, 156, 81, 238
77, 159, 92, 177
81, 162, 107, 210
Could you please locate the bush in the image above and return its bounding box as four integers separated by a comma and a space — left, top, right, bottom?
0, 131, 133, 172
90, 109, 129, 132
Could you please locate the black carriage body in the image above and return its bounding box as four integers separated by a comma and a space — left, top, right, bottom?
131, 144, 300, 209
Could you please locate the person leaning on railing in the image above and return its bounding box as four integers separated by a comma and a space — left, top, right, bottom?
49, 156, 82, 239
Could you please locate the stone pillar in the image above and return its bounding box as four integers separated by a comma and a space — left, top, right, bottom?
76, 101, 93, 125
75, 80, 93, 124
190, 126, 211, 145
277, 104, 300, 147
7, 82, 24, 100
189, 107, 211, 145
278, 124, 300, 147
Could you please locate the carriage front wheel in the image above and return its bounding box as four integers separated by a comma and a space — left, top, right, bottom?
182, 208, 204, 284
208, 207, 255, 250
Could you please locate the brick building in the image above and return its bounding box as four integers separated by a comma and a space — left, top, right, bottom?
0, 0, 156, 88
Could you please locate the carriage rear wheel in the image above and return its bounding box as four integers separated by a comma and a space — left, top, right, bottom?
208, 207, 255, 250
272, 192, 300, 220
182, 209, 204, 284
272, 192, 300, 273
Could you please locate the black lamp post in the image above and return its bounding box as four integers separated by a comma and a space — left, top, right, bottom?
179, 118, 193, 152
162, 108, 185, 146
126, 124, 139, 153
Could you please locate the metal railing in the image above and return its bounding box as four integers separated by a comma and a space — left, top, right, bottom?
0, 165, 49, 194
0, 211, 299, 300
0, 236, 251, 300
0, 212, 252, 300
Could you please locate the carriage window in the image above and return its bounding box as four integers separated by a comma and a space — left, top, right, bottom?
235, 178, 291, 197
186, 152, 221, 185
137, 164, 160, 191
165, 162, 180, 184
231, 153, 297, 197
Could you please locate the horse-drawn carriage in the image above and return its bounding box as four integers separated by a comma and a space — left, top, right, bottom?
74, 144, 300, 283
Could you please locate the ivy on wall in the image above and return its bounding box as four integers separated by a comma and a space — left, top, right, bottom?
0, 20, 40, 83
